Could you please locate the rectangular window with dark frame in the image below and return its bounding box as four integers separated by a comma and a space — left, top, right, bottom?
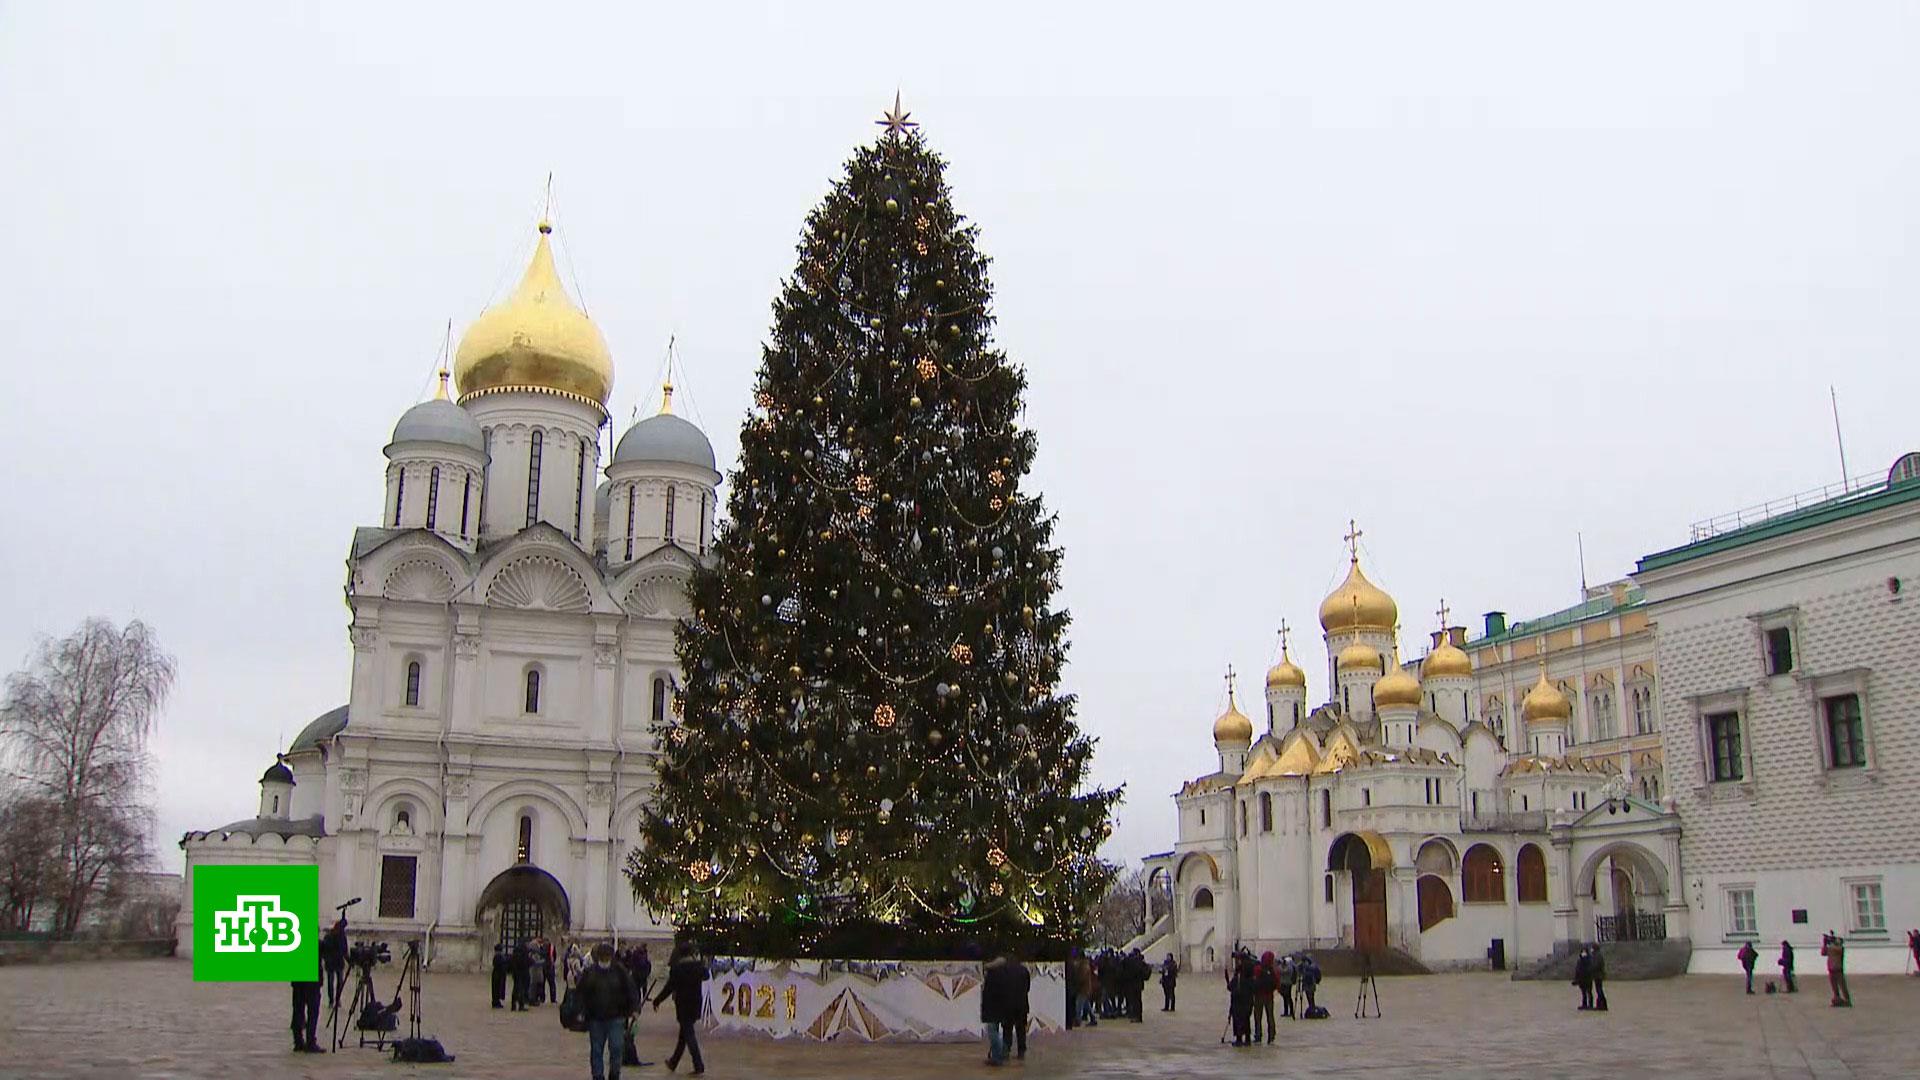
379, 855, 417, 919
664, 484, 676, 542
572, 440, 586, 540
460, 475, 472, 538
1825, 694, 1865, 769
426, 465, 440, 531
525, 429, 544, 527
1708, 711, 1744, 781
1765, 626, 1794, 676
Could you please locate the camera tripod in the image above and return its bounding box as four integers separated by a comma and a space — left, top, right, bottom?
331, 960, 389, 1051
1353, 951, 1381, 1019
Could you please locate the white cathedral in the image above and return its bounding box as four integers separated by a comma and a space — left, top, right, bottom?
1147, 543, 1689, 973
178, 222, 718, 968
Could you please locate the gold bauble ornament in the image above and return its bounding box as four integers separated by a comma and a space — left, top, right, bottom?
882, 493, 893, 503
909, 395, 922, 408
947, 583, 959, 595
777, 548, 788, 558
866, 765, 878, 779
813, 395, 825, 406
789, 664, 804, 679
885, 197, 899, 212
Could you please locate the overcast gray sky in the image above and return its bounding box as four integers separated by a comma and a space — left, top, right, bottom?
2, 3, 1916, 873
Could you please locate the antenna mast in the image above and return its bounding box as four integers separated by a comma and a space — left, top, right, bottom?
1831, 386, 1851, 492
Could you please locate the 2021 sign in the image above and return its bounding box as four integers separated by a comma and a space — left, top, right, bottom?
716, 979, 798, 1022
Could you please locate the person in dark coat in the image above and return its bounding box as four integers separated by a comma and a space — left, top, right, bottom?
289, 977, 323, 1053
1778, 940, 1796, 994
1589, 945, 1609, 1011
1159, 952, 1179, 1012
1297, 954, 1322, 1014
651, 942, 710, 1075
980, 955, 1009, 1065
1252, 952, 1277, 1043
490, 942, 509, 1008
633, 944, 654, 1000
999, 952, 1032, 1061
1738, 941, 1759, 994
319, 918, 348, 1011
1227, 955, 1255, 1046
1573, 946, 1594, 1009
1123, 948, 1149, 1022
509, 941, 533, 1011
578, 944, 639, 1080
543, 937, 560, 1006
1277, 954, 1296, 1018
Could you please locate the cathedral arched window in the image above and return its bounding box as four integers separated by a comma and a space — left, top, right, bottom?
624, 484, 637, 560
651, 677, 668, 723
517, 814, 533, 863
525, 430, 544, 527
1417, 875, 1455, 930
391, 466, 406, 526
572, 440, 586, 541
1192, 888, 1214, 910
524, 668, 542, 714
1259, 792, 1273, 832
478, 429, 491, 530
664, 485, 676, 542
404, 660, 421, 707
460, 474, 473, 538
1517, 844, 1548, 903
1320, 789, 1331, 829
698, 491, 708, 555
1463, 844, 1505, 903
426, 465, 441, 531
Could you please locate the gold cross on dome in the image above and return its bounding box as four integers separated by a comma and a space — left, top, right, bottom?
1344, 519, 1363, 562
1224, 665, 1238, 703
1279, 620, 1292, 657
876, 91, 917, 137
1436, 599, 1451, 633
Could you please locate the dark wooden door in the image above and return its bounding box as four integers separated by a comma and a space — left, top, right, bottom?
1354, 868, 1388, 952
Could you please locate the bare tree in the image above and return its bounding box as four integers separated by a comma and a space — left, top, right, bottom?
0, 791, 60, 931
0, 619, 175, 937
1093, 866, 1148, 948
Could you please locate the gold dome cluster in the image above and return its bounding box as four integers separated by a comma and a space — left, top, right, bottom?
1521, 671, 1571, 724
454, 223, 614, 409
1319, 558, 1398, 633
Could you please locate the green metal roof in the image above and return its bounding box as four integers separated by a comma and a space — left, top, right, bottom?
1467, 586, 1645, 649
1636, 474, 1920, 574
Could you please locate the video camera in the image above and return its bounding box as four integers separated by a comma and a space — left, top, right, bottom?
348, 941, 391, 970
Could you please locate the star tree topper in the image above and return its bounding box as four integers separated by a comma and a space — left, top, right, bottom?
876, 91, 918, 136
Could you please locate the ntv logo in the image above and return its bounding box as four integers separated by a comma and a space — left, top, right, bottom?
213, 895, 302, 953
193, 865, 318, 981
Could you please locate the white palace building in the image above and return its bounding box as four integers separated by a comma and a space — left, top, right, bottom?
178, 222, 718, 968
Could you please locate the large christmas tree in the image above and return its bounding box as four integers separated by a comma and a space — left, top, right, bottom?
628, 106, 1118, 957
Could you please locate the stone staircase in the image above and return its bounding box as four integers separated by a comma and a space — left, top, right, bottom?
1304, 947, 1431, 977
1511, 939, 1691, 981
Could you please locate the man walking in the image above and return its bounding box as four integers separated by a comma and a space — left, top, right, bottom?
1821, 932, 1851, 1007
1590, 944, 1609, 1011
578, 944, 640, 1080
653, 941, 710, 1075
1738, 941, 1758, 994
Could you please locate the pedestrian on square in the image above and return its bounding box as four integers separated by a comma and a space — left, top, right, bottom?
565, 940, 586, 984
1160, 952, 1179, 1012
1738, 941, 1759, 994
1298, 954, 1322, 1015
509, 940, 532, 1011
980, 953, 1009, 1065
289, 976, 324, 1053
1227, 954, 1255, 1046
1573, 946, 1594, 1010
1252, 952, 1277, 1044
543, 936, 560, 1005
490, 941, 509, 1008
579, 943, 640, 1080
1778, 940, 1797, 994
634, 943, 654, 1000
1124, 948, 1149, 1022
1277, 954, 1296, 1019
652, 941, 710, 1075
1821, 932, 1851, 1007
1074, 948, 1097, 1027
999, 950, 1033, 1061
1590, 945, 1609, 1011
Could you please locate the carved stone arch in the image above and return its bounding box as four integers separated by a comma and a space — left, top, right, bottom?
487, 554, 591, 612
383, 558, 457, 602
364, 777, 445, 836
1174, 850, 1220, 884
467, 778, 589, 838
623, 571, 692, 618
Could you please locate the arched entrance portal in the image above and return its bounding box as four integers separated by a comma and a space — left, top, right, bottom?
1575, 842, 1670, 943
476, 865, 571, 950
1329, 833, 1393, 953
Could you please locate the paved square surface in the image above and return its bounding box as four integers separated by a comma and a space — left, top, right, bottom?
0, 958, 1912, 1078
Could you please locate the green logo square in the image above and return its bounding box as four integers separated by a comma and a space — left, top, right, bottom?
192, 865, 319, 982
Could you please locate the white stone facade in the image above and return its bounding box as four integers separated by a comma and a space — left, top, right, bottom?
1633, 465, 1920, 974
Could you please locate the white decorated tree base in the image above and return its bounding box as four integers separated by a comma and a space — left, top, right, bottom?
699, 958, 1067, 1042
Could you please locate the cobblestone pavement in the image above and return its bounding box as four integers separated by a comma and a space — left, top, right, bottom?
1, 959, 1914, 1079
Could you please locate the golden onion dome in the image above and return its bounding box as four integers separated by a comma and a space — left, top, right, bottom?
454, 222, 614, 409
1212, 696, 1255, 745
1521, 671, 1572, 724
1319, 558, 1398, 633
1336, 641, 1381, 672
1265, 650, 1307, 691
1374, 661, 1422, 708
1423, 637, 1473, 679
